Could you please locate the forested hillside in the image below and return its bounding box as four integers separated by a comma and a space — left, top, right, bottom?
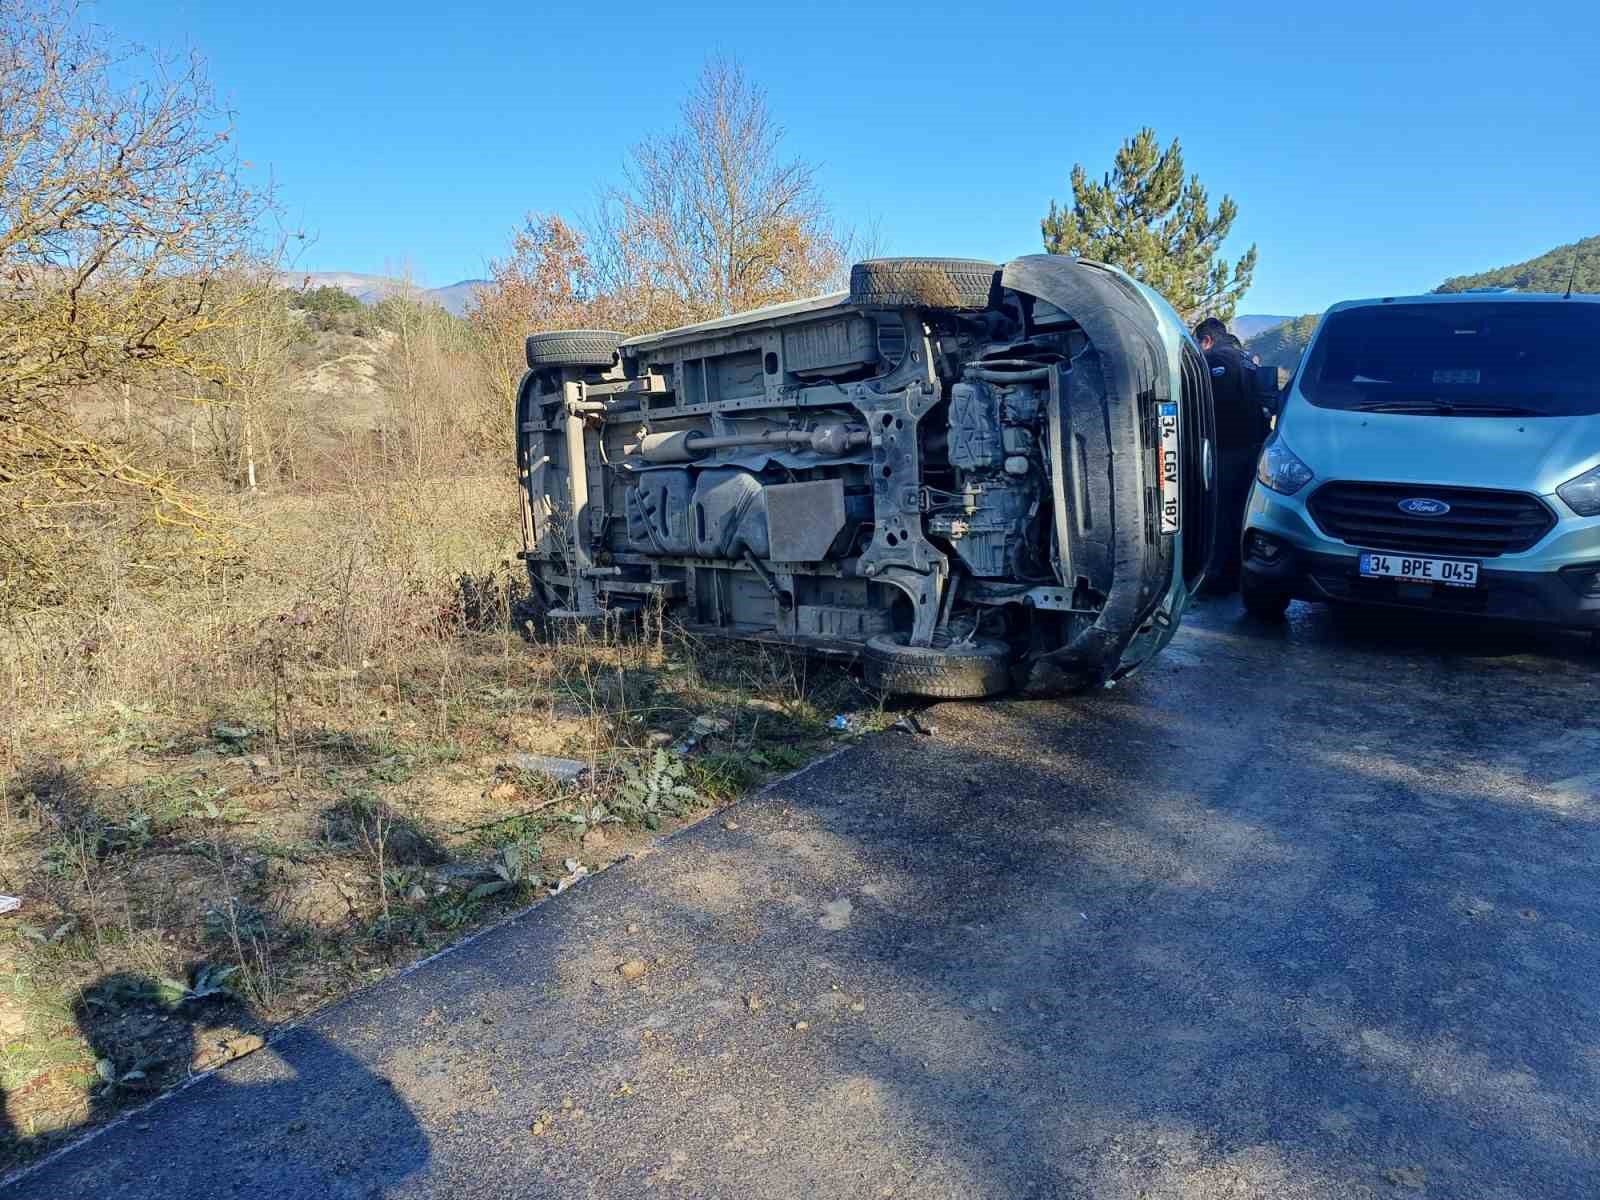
1435, 234, 1599, 294
1245, 313, 1320, 373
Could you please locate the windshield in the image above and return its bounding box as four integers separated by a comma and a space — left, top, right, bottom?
1299, 301, 1600, 416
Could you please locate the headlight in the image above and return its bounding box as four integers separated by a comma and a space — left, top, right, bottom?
1557, 464, 1600, 517
1256, 437, 1314, 495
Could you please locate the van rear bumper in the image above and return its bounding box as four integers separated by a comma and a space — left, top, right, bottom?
1243, 539, 1600, 628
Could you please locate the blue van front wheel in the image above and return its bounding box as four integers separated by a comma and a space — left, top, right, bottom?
1240, 573, 1291, 621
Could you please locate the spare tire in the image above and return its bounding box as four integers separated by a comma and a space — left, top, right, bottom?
862, 633, 1012, 699
525, 330, 624, 370
848, 258, 999, 310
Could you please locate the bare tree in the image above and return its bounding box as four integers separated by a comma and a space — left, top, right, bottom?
0, 0, 272, 606
375, 284, 489, 479
198, 278, 296, 493
595, 57, 845, 330
467, 213, 609, 405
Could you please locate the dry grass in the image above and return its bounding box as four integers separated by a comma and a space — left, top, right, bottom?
0, 472, 874, 1171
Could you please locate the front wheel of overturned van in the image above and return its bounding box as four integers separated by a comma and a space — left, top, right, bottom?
862, 634, 1012, 700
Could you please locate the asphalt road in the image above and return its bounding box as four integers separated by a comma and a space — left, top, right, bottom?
10, 599, 1600, 1199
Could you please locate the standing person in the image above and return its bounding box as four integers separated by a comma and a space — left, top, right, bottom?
1193, 317, 1273, 593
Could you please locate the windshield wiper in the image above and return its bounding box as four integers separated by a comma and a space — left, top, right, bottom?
1354, 400, 1457, 414
1445, 403, 1544, 416
1354, 399, 1544, 417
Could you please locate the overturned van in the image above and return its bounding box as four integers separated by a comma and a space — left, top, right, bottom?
514, 255, 1216, 698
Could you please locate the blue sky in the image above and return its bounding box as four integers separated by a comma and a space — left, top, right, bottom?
107, 0, 1599, 316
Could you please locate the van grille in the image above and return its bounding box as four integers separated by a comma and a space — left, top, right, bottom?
1179, 342, 1217, 586
1307, 481, 1555, 557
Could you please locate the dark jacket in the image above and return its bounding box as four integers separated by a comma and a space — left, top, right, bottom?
1204, 334, 1272, 458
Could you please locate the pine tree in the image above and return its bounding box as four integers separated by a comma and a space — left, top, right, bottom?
1041, 128, 1257, 323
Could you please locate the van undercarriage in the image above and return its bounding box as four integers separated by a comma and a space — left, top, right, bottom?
514, 256, 1216, 697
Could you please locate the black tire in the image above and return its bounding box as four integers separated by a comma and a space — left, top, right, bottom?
862, 633, 1012, 699
525, 330, 624, 370
848, 258, 999, 310
1240, 574, 1291, 621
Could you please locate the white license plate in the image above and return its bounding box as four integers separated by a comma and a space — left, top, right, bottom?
1358, 551, 1479, 587
1157, 402, 1179, 535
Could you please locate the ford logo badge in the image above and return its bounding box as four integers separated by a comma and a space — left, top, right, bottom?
1398, 497, 1451, 516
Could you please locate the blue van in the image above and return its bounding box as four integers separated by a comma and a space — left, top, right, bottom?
1239, 291, 1600, 629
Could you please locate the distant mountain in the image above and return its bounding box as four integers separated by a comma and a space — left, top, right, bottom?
278, 271, 388, 299
1435, 234, 1598, 295
278, 271, 490, 316
424, 279, 491, 315
1231, 313, 1294, 340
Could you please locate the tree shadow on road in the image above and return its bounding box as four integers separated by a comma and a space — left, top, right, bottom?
1224, 591, 1600, 668
5, 971, 431, 1198
0, 1095, 14, 1177
783, 612, 1600, 1198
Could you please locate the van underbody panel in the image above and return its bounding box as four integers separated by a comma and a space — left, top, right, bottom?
515, 255, 1216, 696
